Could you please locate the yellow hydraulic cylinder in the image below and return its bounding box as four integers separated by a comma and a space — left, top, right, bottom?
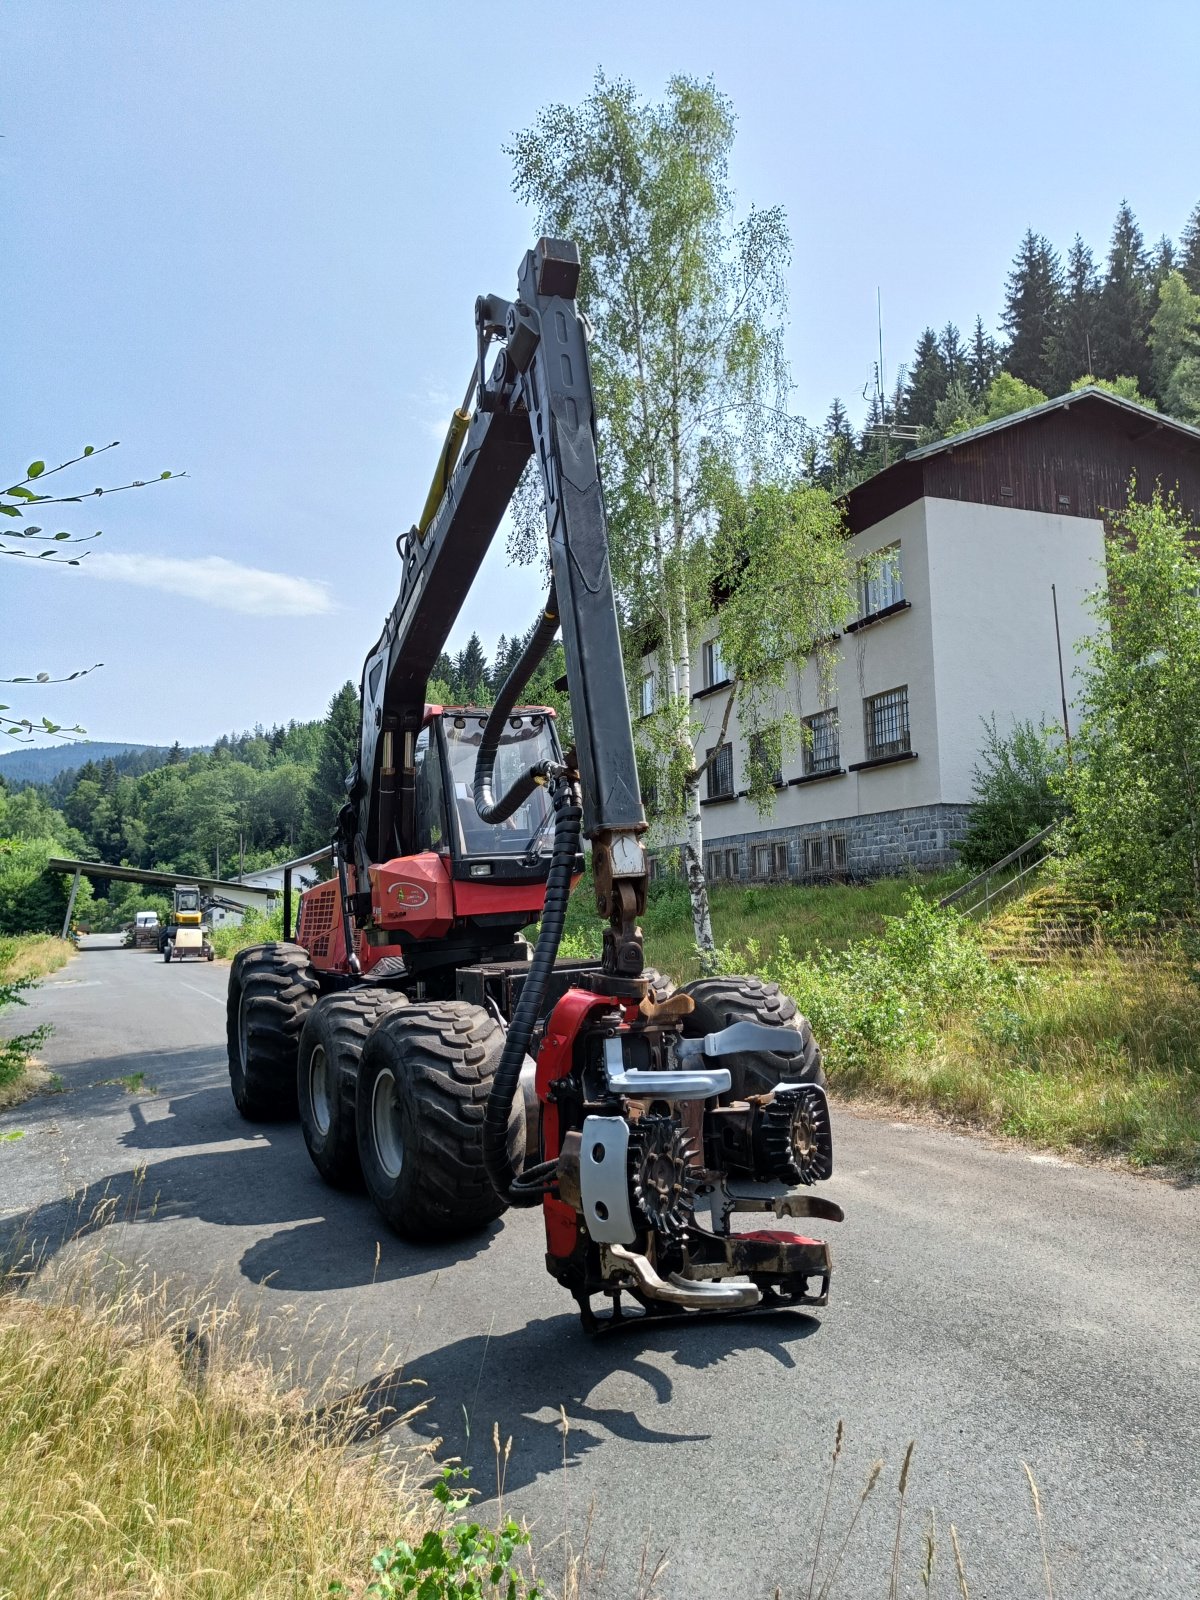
415, 407, 470, 540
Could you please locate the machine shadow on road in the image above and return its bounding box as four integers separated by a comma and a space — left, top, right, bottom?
320, 1308, 823, 1497
1, 1067, 503, 1293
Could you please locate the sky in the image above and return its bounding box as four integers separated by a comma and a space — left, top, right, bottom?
6, 0, 1199, 749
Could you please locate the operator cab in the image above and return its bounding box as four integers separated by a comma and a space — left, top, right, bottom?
413, 707, 560, 883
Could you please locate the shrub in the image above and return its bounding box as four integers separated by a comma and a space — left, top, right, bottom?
957, 717, 1066, 872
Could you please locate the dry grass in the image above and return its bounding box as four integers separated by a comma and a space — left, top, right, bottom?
0, 934, 74, 984
0, 1267, 428, 1600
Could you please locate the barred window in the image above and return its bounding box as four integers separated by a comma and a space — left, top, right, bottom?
802, 836, 825, 873
752, 841, 790, 878
702, 638, 728, 688
748, 727, 783, 787
705, 847, 741, 881
706, 743, 735, 799
830, 833, 848, 871
803, 709, 840, 775
863, 686, 911, 761
858, 543, 904, 617
639, 673, 655, 718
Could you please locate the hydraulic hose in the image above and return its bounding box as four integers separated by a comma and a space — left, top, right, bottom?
473, 587, 559, 824
483, 772, 582, 1205
473, 585, 575, 1206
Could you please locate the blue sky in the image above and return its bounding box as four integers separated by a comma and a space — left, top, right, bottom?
6, 0, 1198, 748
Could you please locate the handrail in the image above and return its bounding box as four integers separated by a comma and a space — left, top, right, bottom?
939, 823, 1058, 917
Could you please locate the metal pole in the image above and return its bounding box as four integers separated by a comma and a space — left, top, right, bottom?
1052, 583, 1073, 767
61, 868, 81, 940
283, 867, 293, 942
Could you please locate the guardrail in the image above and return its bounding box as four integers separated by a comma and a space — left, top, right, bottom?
938, 823, 1058, 920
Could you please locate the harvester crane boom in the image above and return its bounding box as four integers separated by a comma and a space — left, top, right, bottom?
344, 238, 647, 979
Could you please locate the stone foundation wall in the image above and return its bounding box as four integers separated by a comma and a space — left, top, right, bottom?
674, 803, 975, 883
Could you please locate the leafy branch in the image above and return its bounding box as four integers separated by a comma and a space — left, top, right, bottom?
1, 444, 183, 563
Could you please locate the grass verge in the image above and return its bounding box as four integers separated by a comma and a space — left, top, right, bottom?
0, 934, 73, 1106
0, 1270, 427, 1600
210, 905, 285, 960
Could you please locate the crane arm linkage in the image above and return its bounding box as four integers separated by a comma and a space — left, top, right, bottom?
342, 238, 647, 980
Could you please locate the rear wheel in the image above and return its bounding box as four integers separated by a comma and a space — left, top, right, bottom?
356, 1000, 521, 1242
298, 990, 408, 1188
681, 974, 824, 1096
226, 942, 319, 1120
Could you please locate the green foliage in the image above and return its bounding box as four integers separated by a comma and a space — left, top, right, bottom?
1150, 270, 1200, 423
88, 882, 172, 934
958, 717, 1066, 873
305, 681, 361, 849
210, 906, 284, 960
1069, 373, 1155, 406
1063, 484, 1200, 921
759, 893, 1015, 1071
341, 1468, 540, 1600
0, 966, 49, 1089
0, 838, 92, 935
1000, 230, 1063, 394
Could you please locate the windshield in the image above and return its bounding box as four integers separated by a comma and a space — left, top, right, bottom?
442, 713, 556, 857
176, 889, 200, 912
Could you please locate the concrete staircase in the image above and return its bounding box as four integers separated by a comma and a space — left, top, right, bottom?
981, 882, 1104, 963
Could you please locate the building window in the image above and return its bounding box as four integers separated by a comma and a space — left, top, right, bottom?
638, 673, 655, 718
803, 709, 840, 775
706, 743, 735, 799
830, 833, 848, 871
748, 727, 783, 787
802, 835, 825, 874
858, 543, 904, 618
863, 686, 911, 761
702, 637, 728, 688
705, 847, 741, 881
752, 840, 790, 879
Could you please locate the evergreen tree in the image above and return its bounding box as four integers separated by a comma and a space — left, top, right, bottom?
167, 741, 185, 765
1000, 229, 1063, 392
967, 315, 999, 402
938, 323, 968, 387
1179, 200, 1200, 294
1152, 234, 1177, 288
821, 397, 857, 491
305, 681, 360, 846
489, 633, 524, 695
1044, 235, 1100, 395
902, 328, 949, 427
454, 633, 489, 704
1095, 201, 1153, 393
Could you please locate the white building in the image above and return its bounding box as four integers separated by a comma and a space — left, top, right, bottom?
641, 389, 1200, 880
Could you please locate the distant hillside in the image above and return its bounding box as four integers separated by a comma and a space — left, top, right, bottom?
0, 742, 169, 787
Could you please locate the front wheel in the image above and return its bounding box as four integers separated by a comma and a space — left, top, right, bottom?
163, 944, 173, 964
681, 974, 825, 1096
356, 1001, 521, 1242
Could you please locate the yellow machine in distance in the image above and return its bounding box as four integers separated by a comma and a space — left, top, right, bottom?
163, 885, 215, 963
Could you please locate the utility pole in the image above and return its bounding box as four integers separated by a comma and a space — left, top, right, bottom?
1052, 583, 1073, 767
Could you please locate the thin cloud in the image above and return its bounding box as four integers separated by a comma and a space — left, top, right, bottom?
85, 553, 334, 616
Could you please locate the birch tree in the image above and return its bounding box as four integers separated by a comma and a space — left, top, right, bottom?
509, 73, 849, 956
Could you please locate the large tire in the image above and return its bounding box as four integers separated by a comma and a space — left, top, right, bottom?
356, 1000, 522, 1242
642, 966, 677, 1006
298, 990, 408, 1189
681, 974, 825, 1097
227, 942, 319, 1120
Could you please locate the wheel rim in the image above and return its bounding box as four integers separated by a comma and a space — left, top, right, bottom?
371, 1066, 404, 1179
309, 1043, 332, 1136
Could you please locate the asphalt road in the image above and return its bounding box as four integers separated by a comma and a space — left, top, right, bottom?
2, 944, 1198, 1598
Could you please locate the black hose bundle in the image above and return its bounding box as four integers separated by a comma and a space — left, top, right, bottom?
481, 773, 582, 1205
472, 587, 577, 1206
473, 589, 559, 824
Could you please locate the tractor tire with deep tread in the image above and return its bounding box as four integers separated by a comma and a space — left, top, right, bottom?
356, 1000, 522, 1242
641, 967, 677, 1006
298, 990, 408, 1189
227, 942, 320, 1121
681, 974, 825, 1096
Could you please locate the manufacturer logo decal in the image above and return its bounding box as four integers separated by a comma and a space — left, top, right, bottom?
388, 882, 430, 909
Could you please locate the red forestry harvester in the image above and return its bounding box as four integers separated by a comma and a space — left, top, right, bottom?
226, 239, 841, 1329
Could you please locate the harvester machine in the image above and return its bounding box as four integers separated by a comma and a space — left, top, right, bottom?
226, 239, 841, 1329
